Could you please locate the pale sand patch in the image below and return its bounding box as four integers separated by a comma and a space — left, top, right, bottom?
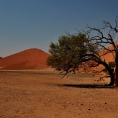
0, 70, 117, 118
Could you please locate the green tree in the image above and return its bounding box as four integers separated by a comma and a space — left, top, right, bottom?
47, 33, 89, 77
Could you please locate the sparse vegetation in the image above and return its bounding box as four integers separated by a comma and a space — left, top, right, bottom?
47, 17, 118, 86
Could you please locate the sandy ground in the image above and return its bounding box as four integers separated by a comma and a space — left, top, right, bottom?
0, 70, 118, 118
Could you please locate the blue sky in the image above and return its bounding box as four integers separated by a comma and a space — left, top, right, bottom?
0, 0, 118, 57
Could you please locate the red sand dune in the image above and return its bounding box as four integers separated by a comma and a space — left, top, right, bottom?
0, 48, 50, 70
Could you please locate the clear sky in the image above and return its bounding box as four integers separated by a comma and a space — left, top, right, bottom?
0, 0, 118, 57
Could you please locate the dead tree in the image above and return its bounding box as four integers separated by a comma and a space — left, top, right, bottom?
87, 16, 118, 86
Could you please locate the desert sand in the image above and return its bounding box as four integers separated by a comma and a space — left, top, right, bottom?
0, 69, 118, 118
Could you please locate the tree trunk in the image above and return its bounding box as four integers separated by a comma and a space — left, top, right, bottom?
115, 52, 118, 86
101, 61, 114, 86
108, 69, 115, 86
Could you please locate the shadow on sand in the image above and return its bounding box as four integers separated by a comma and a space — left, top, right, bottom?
58, 83, 115, 89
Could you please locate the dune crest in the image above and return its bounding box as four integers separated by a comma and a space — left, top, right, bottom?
0, 48, 50, 70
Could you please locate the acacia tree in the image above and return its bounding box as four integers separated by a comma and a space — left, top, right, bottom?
47, 17, 118, 86
86, 16, 118, 86
47, 33, 89, 77
47, 32, 104, 77
47, 32, 116, 86
47, 33, 116, 86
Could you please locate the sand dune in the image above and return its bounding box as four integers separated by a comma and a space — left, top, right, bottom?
0, 48, 50, 70
0, 43, 116, 70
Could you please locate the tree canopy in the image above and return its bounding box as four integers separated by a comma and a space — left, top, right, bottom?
47, 33, 89, 76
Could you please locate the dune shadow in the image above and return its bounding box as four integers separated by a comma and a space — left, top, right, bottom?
58, 83, 115, 89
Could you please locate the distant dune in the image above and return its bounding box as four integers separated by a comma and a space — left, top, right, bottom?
0, 48, 50, 70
